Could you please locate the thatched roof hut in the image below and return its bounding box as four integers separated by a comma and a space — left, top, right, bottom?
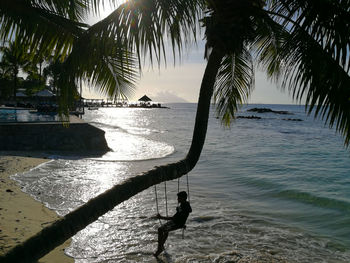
138, 95, 152, 102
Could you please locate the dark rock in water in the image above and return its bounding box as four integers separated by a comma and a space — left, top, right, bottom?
247, 108, 292, 115
282, 118, 303, 121
237, 115, 262, 119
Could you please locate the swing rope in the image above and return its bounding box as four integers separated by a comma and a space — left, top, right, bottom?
154, 184, 162, 225
164, 181, 169, 217
186, 173, 190, 204
154, 172, 191, 235
177, 174, 190, 239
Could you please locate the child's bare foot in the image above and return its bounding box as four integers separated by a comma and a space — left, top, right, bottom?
153, 246, 164, 257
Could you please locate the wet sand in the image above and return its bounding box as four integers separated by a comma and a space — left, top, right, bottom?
0, 155, 73, 263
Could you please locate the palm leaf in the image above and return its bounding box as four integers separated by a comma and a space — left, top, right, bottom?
253, 8, 288, 81
214, 47, 254, 125
280, 28, 350, 144
87, 0, 204, 67
268, 0, 350, 73
265, 0, 350, 144
0, 0, 89, 60
56, 26, 138, 115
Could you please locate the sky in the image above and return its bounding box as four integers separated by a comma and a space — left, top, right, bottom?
83, 3, 300, 105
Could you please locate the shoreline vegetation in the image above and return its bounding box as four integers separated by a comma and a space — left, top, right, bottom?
0, 155, 73, 263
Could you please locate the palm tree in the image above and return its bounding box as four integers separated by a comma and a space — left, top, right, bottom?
0, 42, 31, 101
1, 0, 137, 114
43, 57, 64, 95
1, 0, 350, 262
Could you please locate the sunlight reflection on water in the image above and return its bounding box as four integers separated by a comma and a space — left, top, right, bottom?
84, 108, 175, 161
88, 108, 156, 135
101, 129, 174, 161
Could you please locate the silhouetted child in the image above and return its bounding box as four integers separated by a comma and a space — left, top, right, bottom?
154, 191, 192, 257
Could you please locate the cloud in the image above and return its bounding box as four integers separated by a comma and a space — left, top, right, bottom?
130, 62, 206, 103
150, 91, 189, 103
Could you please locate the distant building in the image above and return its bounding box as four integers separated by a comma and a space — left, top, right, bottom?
138, 95, 152, 102
129, 95, 166, 108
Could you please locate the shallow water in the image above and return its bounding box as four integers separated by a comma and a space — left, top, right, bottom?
12, 103, 350, 262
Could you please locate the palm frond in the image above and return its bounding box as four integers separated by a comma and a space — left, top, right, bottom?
88, 0, 204, 66
268, 0, 350, 73
56, 27, 138, 115
279, 27, 350, 144
253, 9, 288, 81
0, 0, 89, 60
214, 47, 254, 125
263, 0, 350, 144
31, 0, 89, 20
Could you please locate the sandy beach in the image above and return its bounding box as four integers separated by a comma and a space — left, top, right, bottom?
0, 155, 73, 263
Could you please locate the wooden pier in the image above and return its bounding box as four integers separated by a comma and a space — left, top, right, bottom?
82, 98, 168, 109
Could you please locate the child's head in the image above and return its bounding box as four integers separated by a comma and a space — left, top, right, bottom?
177, 191, 187, 202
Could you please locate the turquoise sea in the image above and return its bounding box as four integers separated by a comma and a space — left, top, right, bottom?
12, 103, 350, 262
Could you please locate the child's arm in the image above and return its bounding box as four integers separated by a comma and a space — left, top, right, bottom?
157, 214, 172, 220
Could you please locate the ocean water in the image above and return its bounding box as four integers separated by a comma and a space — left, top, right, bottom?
12, 103, 350, 262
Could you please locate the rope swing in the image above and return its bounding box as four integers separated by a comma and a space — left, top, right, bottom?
178, 173, 191, 239
164, 181, 169, 217
154, 173, 191, 220
154, 184, 162, 225
154, 173, 191, 239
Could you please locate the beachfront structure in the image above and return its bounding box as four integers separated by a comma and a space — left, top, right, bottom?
138, 95, 152, 102
82, 96, 166, 109
137, 95, 152, 107
34, 89, 55, 97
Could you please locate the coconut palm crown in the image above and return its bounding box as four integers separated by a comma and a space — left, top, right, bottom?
1, 0, 138, 114
1, 0, 349, 141
96, 0, 350, 142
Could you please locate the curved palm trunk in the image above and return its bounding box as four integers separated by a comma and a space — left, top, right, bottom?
1, 48, 224, 263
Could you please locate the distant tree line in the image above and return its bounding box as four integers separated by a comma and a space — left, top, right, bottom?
0, 41, 68, 102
